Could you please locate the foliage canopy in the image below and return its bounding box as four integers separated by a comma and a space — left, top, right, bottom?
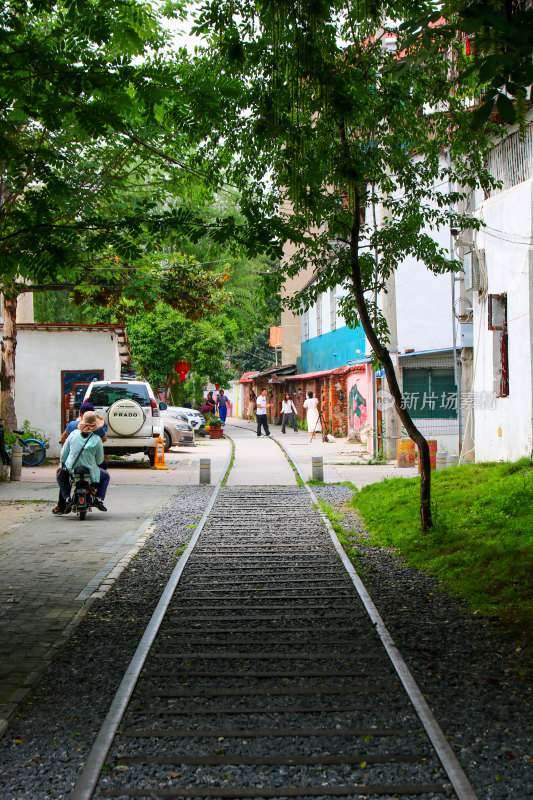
191, 0, 500, 528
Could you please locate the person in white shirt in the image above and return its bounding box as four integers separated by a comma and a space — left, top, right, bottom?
280, 392, 298, 433
256, 388, 271, 437
303, 390, 321, 439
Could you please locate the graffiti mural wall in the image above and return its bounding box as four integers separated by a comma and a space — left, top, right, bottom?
346, 369, 369, 434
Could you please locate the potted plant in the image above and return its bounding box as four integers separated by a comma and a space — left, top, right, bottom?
205, 415, 224, 439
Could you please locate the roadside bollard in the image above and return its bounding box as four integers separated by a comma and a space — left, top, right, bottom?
312, 455, 324, 482
10, 443, 22, 482
436, 451, 447, 470
200, 458, 211, 485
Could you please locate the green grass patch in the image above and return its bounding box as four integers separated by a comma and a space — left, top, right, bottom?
0, 499, 51, 505
308, 480, 357, 491
221, 438, 236, 487
317, 498, 364, 572
293, 467, 305, 487
365, 449, 388, 465
350, 459, 533, 644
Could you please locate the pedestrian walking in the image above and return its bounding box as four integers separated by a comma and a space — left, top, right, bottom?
201, 391, 216, 416
280, 392, 298, 433
256, 388, 271, 437
216, 389, 228, 425
303, 390, 321, 439
247, 389, 256, 422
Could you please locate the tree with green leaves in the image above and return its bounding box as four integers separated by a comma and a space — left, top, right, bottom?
177, 186, 282, 375
227, 327, 276, 375
192, 0, 499, 529
34, 181, 281, 378
126, 302, 238, 398
401, 1, 533, 128
0, 0, 261, 428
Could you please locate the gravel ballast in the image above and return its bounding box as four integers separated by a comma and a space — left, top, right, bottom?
312, 483, 533, 800
0, 487, 213, 800
0, 480, 530, 800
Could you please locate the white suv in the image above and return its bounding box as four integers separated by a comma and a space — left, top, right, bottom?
83, 380, 166, 465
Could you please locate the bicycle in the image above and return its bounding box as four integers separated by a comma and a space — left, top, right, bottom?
0, 419, 47, 467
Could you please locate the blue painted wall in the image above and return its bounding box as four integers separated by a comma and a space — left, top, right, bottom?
297, 325, 366, 373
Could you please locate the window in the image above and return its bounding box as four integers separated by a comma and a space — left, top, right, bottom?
302, 308, 309, 342
88, 384, 151, 407
316, 296, 322, 336
330, 289, 337, 332
402, 368, 458, 419
488, 294, 509, 397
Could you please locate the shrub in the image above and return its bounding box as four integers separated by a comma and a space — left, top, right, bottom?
21, 419, 50, 448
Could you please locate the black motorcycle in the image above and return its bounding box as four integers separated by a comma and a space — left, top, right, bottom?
72, 466, 93, 521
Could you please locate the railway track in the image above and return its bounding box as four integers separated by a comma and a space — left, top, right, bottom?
71, 431, 478, 800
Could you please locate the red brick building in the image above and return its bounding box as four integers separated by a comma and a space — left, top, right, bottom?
239, 362, 372, 438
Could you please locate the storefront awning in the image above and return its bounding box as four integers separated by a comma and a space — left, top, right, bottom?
285, 363, 367, 381
238, 371, 260, 384
251, 364, 296, 380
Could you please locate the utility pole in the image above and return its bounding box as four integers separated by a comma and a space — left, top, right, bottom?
381, 271, 402, 459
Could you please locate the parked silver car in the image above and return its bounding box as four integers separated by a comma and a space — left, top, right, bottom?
165, 406, 206, 436
160, 408, 195, 450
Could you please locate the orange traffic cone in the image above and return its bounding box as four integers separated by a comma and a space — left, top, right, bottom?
151, 436, 168, 470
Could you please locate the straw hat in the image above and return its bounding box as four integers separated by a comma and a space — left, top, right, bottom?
78, 411, 105, 432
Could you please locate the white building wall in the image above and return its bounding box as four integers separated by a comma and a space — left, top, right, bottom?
303, 223, 454, 357
473, 178, 533, 462
393, 155, 454, 353
225, 380, 239, 417
15, 328, 122, 456
395, 260, 454, 352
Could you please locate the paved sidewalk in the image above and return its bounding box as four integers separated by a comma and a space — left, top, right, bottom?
0, 421, 413, 737
0, 438, 231, 735
7, 437, 231, 487
225, 418, 418, 487
225, 423, 296, 486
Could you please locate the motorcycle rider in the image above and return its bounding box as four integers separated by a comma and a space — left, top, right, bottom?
53, 402, 107, 514
59, 401, 107, 445
57, 411, 110, 513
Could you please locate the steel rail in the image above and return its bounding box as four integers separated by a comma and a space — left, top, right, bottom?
273, 432, 480, 800
72, 422, 478, 800
70, 440, 234, 800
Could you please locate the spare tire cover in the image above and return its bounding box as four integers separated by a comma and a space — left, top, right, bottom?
108, 399, 145, 435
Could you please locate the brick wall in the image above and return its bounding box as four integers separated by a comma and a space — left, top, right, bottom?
252, 380, 284, 423
283, 374, 350, 436
330, 375, 348, 435
247, 368, 359, 436
242, 384, 254, 418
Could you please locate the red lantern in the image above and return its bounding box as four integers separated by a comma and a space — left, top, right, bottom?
174, 360, 191, 382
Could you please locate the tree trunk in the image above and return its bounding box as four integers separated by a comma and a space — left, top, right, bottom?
164, 375, 175, 404
349, 208, 433, 530
0, 295, 18, 430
